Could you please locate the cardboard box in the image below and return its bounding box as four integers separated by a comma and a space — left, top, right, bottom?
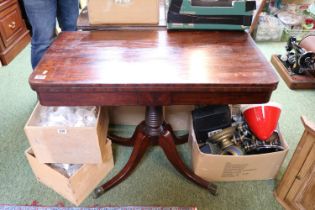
164, 105, 194, 131
88, 0, 159, 25
108, 106, 145, 126
24, 104, 109, 164
109, 105, 194, 131
189, 122, 289, 182
25, 140, 114, 206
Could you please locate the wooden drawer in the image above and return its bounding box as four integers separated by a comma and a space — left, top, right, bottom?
0, 2, 23, 48
286, 153, 315, 210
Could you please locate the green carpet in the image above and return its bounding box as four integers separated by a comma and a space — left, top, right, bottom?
0, 41, 315, 210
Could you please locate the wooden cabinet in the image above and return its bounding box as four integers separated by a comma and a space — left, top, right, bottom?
0, 0, 30, 65
275, 116, 315, 210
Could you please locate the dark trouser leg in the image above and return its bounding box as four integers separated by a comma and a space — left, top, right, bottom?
23, 0, 57, 69
57, 0, 79, 31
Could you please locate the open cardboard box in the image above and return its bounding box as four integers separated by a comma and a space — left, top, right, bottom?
25, 140, 114, 206
24, 103, 109, 164
109, 105, 194, 131
88, 0, 160, 25
189, 121, 289, 182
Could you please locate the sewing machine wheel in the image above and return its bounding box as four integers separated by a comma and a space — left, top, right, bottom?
300, 52, 315, 68
293, 52, 315, 75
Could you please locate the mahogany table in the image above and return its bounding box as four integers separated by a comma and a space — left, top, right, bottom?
29, 30, 278, 198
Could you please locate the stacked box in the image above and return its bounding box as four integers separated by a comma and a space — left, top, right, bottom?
24, 104, 109, 164
25, 140, 114, 206
24, 104, 114, 206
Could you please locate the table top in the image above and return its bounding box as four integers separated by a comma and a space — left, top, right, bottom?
29, 30, 278, 106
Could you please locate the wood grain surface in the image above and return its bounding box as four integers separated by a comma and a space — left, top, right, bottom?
29, 30, 278, 106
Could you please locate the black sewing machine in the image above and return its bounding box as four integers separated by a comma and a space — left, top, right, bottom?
281, 36, 315, 75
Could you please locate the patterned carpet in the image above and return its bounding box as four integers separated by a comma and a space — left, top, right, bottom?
0, 205, 195, 210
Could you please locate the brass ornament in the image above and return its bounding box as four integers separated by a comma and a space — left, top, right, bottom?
210, 126, 244, 155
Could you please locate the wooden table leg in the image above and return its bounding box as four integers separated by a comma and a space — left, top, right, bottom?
158, 129, 217, 195
164, 123, 189, 145
110, 123, 188, 146
108, 124, 144, 146
93, 125, 150, 198
93, 106, 217, 199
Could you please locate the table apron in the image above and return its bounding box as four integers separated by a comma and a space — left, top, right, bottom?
35, 91, 273, 106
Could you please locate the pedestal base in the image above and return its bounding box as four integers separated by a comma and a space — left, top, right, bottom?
93, 106, 217, 198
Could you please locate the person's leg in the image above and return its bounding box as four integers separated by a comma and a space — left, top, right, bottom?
57, 0, 79, 31
23, 0, 57, 69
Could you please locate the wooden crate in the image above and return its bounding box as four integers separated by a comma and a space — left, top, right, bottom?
24, 104, 109, 164
274, 116, 315, 210
25, 140, 114, 206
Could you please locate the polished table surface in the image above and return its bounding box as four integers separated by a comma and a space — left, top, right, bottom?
29, 30, 278, 106
29, 30, 279, 198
